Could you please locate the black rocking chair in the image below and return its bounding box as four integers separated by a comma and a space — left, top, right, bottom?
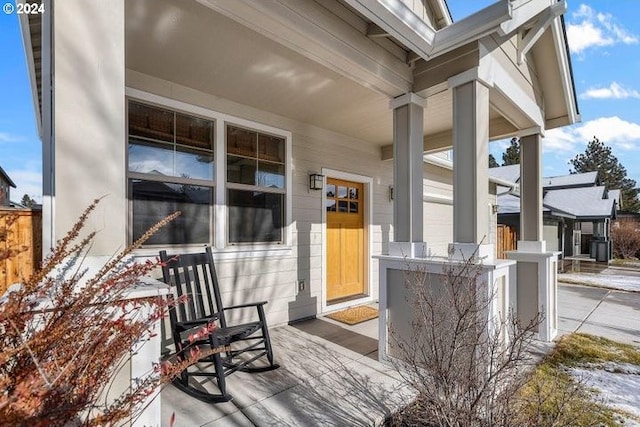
159, 247, 279, 402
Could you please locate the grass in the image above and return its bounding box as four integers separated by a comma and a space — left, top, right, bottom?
389, 333, 640, 426
514, 333, 640, 427
610, 259, 640, 268
549, 333, 640, 367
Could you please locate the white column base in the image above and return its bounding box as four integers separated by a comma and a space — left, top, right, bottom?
517, 240, 546, 252
506, 249, 560, 342
388, 241, 429, 258
448, 243, 495, 263
375, 254, 515, 363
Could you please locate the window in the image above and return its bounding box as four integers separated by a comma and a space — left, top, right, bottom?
226, 125, 286, 244
326, 183, 359, 213
127, 101, 214, 245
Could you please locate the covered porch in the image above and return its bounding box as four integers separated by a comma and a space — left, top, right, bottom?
20, 0, 579, 424
26, 0, 580, 332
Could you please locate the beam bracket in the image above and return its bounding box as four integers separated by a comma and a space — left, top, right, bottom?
517, 1, 566, 64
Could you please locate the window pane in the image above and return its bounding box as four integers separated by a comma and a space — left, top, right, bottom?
227, 126, 257, 157
326, 199, 336, 212
338, 186, 347, 198
349, 187, 358, 200
228, 189, 283, 243
175, 147, 214, 180
129, 102, 173, 143
258, 134, 285, 163
131, 180, 210, 245
349, 202, 358, 213
176, 113, 214, 150
128, 140, 173, 175
326, 184, 336, 198
338, 201, 348, 212
227, 155, 256, 185
257, 161, 285, 189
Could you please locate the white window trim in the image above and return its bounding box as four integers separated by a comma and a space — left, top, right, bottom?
125, 88, 293, 256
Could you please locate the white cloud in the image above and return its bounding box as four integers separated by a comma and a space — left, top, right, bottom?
492, 139, 511, 151
574, 117, 640, 150
543, 127, 579, 152
566, 4, 638, 54
0, 132, 22, 143
543, 116, 640, 154
581, 82, 640, 100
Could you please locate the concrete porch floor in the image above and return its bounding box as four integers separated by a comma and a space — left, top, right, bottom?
161, 316, 416, 427
161, 280, 640, 426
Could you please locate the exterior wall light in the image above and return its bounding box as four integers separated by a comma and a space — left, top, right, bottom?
309, 173, 324, 190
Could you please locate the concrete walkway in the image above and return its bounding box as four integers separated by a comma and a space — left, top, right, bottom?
162, 282, 640, 427
558, 282, 640, 345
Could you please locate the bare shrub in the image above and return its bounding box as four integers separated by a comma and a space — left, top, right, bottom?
388, 256, 542, 427
611, 218, 640, 259
0, 199, 218, 426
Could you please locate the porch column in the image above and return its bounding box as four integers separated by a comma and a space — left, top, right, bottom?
520, 133, 543, 246
449, 78, 493, 260
506, 132, 559, 342
389, 93, 427, 258
53, 0, 127, 255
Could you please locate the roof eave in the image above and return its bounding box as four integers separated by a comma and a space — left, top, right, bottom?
18, 13, 42, 138
549, 14, 580, 127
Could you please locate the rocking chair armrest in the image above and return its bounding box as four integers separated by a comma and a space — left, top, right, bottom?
173, 314, 220, 332
223, 301, 268, 311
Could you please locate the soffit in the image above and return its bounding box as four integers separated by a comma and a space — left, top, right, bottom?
125, 0, 484, 146
126, 0, 393, 145
125, 0, 536, 150
530, 28, 573, 128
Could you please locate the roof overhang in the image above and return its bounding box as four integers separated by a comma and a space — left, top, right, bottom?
18, 13, 42, 137
21, 0, 579, 154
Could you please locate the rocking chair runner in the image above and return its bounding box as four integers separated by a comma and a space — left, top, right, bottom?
159, 247, 279, 402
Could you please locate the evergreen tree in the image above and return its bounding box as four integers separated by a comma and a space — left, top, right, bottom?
20, 194, 36, 208
501, 138, 520, 166
569, 137, 640, 212
489, 154, 499, 168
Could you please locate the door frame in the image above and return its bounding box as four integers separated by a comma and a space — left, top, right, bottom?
320, 168, 374, 314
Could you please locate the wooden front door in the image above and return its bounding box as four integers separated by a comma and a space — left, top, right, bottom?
326, 178, 365, 302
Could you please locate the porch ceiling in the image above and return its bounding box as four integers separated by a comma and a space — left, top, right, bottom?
125, 0, 505, 148
19, 0, 577, 155
125, 0, 391, 145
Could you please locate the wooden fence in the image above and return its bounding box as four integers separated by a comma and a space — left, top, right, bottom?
496, 224, 517, 259
0, 208, 42, 294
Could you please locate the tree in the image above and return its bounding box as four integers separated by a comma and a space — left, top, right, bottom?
489, 154, 499, 168
20, 194, 36, 208
502, 137, 520, 166
569, 137, 640, 212
611, 219, 640, 259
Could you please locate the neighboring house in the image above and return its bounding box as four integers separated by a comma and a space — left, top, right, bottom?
19, 0, 578, 336
0, 166, 16, 207
490, 164, 618, 260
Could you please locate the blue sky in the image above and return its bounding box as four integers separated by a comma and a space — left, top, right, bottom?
1, 1, 640, 202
